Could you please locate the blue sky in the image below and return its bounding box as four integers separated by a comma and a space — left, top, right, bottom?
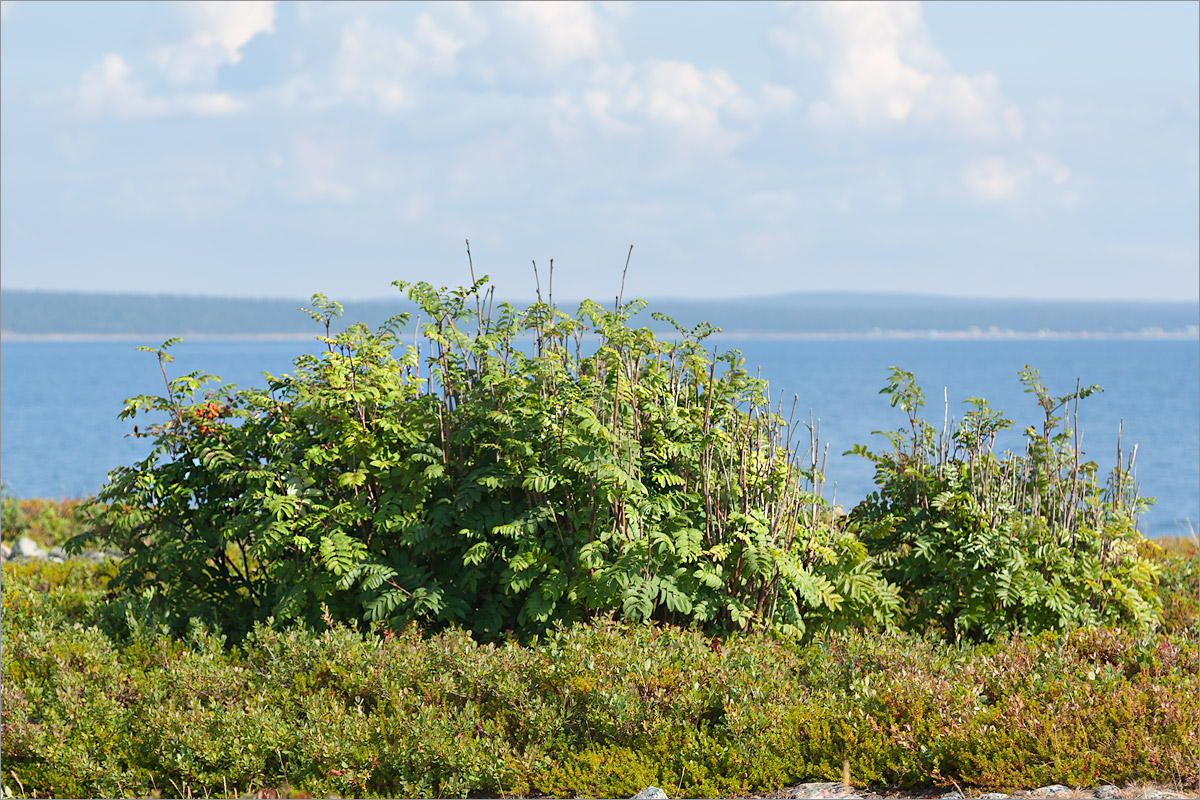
1, 1, 1196, 302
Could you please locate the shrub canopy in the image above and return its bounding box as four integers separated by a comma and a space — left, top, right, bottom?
72, 277, 1163, 645
76, 279, 895, 642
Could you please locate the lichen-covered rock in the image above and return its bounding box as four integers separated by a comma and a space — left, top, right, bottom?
1033, 787, 1074, 798
979, 794, 1011, 799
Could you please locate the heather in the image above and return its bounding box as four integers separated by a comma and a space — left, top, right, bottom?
1, 549, 1196, 799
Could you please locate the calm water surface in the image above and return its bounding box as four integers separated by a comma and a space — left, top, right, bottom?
2, 337, 1196, 537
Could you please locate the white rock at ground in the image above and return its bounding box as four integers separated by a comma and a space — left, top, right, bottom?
631, 788, 668, 800
11, 537, 47, 559
776, 783, 861, 799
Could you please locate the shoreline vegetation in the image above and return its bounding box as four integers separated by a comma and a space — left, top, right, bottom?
2, 272, 1197, 799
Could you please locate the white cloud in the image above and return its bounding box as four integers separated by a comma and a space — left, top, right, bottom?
281, 132, 409, 204
75, 54, 167, 118
497, 1, 612, 71
68, 2, 270, 118
102, 156, 253, 220
577, 60, 769, 161
963, 156, 1020, 202
149, 1, 277, 86
274, 6, 486, 113
73, 53, 242, 119
778, 1, 1023, 141
597, 2, 633, 21
288, 136, 359, 203
327, 17, 422, 111
413, 11, 468, 72
963, 153, 1077, 206
1031, 152, 1071, 186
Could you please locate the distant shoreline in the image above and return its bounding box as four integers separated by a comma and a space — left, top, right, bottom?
3, 329, 1199, 343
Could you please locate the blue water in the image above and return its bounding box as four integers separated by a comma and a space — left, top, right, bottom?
1, 337, 1196, 537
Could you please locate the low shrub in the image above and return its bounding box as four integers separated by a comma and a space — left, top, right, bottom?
0, 493, 97, 550
1149, 535, 1199, 638
2, 560, 1196, 799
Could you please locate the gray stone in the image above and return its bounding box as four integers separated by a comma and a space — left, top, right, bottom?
632, 788, 668, 800
1139, 792, 1187, 800
979, 794, 1010, 799
11, 537, 47, 560
1094, 785, 1121, 799
48, 546, 67, 559
779, 783, 860, 799
941, 792, 964, 799
1034, 787, 1074, 798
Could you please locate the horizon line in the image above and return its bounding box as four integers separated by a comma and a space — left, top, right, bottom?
3, 286, 1198, 306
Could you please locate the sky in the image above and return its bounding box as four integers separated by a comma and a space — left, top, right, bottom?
1, 1, 1197, 302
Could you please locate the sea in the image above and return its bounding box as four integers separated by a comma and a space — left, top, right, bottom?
1, 336, 1196, 538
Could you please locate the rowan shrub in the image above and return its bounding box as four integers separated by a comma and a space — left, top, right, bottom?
849, 367, 1163, 643
70, 275, 897, 643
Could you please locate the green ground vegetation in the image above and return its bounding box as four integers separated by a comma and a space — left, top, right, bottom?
0, 545, 1196, 799
1, 494, 96, 551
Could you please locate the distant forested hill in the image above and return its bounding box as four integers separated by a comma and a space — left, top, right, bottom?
1, 289, 1196, 337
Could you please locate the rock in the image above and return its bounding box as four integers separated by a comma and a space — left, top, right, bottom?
979, 794, 1010, 799
941, 792, 964, 799
1139, 792, 1187, 799
11, 537, 47, 560
1034, 787, 1074, 798
48, 546, 67, 559
1094, 786, 1121, 799
777, 783, 860, 799
632, 788, 668, 800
